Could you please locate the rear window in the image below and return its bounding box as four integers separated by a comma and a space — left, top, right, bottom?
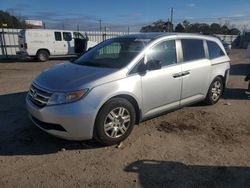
181, 39, 205, 62
207, 41, 225, 59
63, 32, 72, 41
54, 32, 62, 41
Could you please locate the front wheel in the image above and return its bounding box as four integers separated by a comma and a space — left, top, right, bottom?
37, 50, 49, 62
204, 77, 224, 105
94, 98, 136, 146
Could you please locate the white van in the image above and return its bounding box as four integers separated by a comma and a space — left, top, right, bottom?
16, 29, 98, 61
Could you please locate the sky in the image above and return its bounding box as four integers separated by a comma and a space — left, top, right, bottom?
1, 0, 250, 31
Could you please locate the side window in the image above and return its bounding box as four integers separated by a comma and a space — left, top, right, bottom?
181, 39, 205, 62
73, 32, 85, 39
63, 32, 72, 41
96, 42, 121, 59
129, 58, 144, 75
207, 41, 225, 59
54, 32, 62, 41
147, 40, 177, 67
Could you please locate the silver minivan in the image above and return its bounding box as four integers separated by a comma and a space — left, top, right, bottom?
26, 33, 230, 145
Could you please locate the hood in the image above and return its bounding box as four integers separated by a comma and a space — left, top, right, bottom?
34, 62, 121, 92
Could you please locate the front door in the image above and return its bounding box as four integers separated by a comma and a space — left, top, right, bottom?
141, 40, 182, 118
53, 31, 68, 55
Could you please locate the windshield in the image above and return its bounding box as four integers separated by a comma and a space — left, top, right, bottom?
73, 38, 149, 68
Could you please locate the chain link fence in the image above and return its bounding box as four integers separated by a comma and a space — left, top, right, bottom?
0, 28, 139, 59
0, 28, 245, 59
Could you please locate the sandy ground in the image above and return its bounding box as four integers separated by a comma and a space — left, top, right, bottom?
0, 50, 250, 188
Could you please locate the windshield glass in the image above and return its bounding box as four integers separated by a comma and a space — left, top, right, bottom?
73, 38, 149, 68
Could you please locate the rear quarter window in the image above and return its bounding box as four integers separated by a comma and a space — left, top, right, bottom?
207, 40, 225, 59
181, 39, 205, 62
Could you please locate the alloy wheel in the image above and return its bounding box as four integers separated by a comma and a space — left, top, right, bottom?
211, 80, 222, 101
104, 107, 131, 138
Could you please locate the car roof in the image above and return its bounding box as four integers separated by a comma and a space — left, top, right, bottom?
117, 32, 174, 39
116, 32, 219, 42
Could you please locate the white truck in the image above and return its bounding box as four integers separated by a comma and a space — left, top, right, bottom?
16, 29, 98, 61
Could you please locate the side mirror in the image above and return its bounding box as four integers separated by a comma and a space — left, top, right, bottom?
226, 49, 231, 55
146, 59, 162, 70
138, 63, 147, 74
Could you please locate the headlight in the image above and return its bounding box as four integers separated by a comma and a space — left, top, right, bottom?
47, 89, 88, 105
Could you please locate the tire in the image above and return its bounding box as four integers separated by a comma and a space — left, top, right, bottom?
37, 50, 49, 62
94, 98, 136, 146
204, 77, 224, 105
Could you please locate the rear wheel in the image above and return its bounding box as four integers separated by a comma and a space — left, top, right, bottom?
205, 77, 224, 105
94, 98, 136, 146
37, 50, 49, 62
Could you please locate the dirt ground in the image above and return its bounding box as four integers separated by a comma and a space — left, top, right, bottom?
0, 50, 250, 188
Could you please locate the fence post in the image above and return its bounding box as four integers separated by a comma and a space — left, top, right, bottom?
0, 27, 5, 57
1, 27, 8, 58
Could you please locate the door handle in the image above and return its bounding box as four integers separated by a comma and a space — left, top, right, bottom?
172, 73, 182, 78
173, 71, 190, 78
182, 71, 190, 76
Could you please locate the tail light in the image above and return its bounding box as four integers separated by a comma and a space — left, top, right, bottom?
24, 43, 27, 49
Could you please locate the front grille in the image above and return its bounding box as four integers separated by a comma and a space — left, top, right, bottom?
28, 84, 52, 107
31, 116, 66, 132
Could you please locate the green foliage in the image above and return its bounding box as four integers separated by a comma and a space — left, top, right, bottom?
0, 10, 26, 28
175, 21, 241, 35
140, 19, 241, 35
140, 19, 173, 32
175, 23, 184, 32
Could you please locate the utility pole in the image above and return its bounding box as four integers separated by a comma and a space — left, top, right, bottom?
170, 8, 174, 32
99, 19, 102, 33
104, 26, 107, 35
167, 18, 170, 32
77, 24, 79, 32
170, 8, 173, 23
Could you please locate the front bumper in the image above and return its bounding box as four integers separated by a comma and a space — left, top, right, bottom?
26, 96, 97, 141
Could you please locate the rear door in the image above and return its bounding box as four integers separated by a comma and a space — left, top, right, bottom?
180, 39, 211, 106
18, 30, 26, 52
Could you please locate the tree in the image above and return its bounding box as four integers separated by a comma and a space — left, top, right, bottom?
165, 21, 174, 32
140, 19, 173, 32
0, 10, 26, 28
210, 23, 221, 34
140, 19, 240, 35
175, 23, 184, 32
140, 25, 154, 32
199, 23, 210, 35
182, 20, 190, 31
186, 23, 200, 33
221, 25, 229, 34
229, 28, 240, 35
